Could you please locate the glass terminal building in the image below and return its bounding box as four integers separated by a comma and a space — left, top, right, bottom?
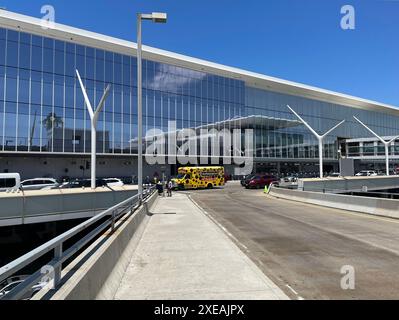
1, 10, 399, 180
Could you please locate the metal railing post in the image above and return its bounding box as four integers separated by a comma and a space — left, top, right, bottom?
54, 243, 62, 287
0, 188, 155, 299
111, 210, 116, 232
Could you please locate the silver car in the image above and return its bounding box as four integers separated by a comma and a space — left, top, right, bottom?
355, 170, 377, 177
327, 173, 341, 178
103, 178, 124, 187
0, 277, 47, 300
21, 178, 59, 190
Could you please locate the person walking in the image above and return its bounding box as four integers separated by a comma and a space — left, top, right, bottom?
156, 180, 163, 196
167, 180, 173, 197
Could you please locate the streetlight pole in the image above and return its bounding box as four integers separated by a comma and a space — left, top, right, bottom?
287, 105, 345, 179
137, 14, 143, 201
136, 12, 167, 201
353, 116, 399, 176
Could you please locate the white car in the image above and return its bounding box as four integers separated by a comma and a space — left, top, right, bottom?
355, 170, 378, 177
103, 178, 124, 187
21, 178, 59, 190
281, 176, 298, 183
327, 173, 341, 178
0, 276, 47, 300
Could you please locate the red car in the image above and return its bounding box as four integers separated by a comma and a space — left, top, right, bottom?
245, 174, 278, 189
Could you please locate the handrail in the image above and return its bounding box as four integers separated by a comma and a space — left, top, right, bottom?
0, 186, 155, 300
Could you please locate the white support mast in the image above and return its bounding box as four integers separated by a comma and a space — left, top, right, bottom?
76, 69, 111, 189
353, 116, 399, 176
287, 105, 345, 179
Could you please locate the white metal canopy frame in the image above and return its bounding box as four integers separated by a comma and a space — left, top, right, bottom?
287, 105, 345, 179
136, 12, 167, 201
76, 70, 111, 189
353, 116, 399, 176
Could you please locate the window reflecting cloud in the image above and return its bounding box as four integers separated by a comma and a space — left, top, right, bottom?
148, 63, 206, 92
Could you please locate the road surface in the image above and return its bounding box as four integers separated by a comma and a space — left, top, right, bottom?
189, 183, 399, 299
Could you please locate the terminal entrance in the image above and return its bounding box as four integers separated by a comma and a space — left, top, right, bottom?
254, 161, 338, 177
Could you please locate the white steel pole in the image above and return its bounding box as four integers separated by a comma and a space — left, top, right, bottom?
385, 144, 390, 176
137, 14, 143, 201
135, 13, 166, 198
76, 70, 111, 189
91, 122, 96, 189
353, 116, 399, 176
318, 138, 323, 179
287, 105, 345, 179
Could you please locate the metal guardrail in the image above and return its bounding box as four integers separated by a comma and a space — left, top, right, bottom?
344, 191, 399, 200
274, 183, 344, 193
0, 185, 141, 227
0, 186, 155, 300
273, 184, 399, 199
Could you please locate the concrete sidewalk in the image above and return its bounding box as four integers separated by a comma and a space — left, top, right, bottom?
113, 192, 289, 300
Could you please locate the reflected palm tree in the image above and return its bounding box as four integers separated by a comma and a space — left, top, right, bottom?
29, 111, 37, 149
42, 112, 63, 149
42, 112, 63, 131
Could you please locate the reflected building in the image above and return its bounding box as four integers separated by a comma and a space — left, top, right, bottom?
344, 137, 399, 173
0, 10, 399, 179
50, 127, 110, 154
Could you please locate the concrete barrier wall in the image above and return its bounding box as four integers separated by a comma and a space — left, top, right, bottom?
0, 186, 138, 226
270, 187, 399, 219
36, 191, 158, 300
298, 176, 399, 192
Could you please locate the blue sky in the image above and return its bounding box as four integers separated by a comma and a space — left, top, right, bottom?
2, 0, 399, 106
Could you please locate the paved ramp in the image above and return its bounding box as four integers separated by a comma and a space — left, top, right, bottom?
113, 193, 288, 300
191, 183, 399, 299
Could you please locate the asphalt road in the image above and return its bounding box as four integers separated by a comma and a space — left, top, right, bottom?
188, 183, 399, 300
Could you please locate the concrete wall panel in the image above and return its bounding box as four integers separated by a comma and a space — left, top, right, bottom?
270, 187, 399, 219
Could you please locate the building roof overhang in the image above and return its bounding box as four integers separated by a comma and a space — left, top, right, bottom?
130, 115, 302, 144
1, 9, 398, 116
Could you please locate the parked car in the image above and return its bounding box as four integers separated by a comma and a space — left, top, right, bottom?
59, 178, 106, 188
355, 170, 377, 177
59, 180, 84, 189
327, 173, 341, 178
0, 275, 47, 300
0, 275, 28, 290
377, 170, 388, 176
245, 175, 279, 189
103, 178, 124, 187
0, 173, 21, 192
241, 174, 255, 186
21, 178, 59, 190
281, 176, 298, 183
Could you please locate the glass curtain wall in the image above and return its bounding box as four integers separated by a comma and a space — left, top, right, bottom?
245, 87, 399, 161
1, 27, 399, 161
0, 27, 244, 155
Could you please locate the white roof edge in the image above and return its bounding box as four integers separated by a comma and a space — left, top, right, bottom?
346, 136, 399, 143
1, 9, 398, 116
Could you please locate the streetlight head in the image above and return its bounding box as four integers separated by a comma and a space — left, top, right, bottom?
151, 12, 167, 23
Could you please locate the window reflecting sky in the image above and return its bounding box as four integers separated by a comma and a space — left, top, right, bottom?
1, 27, 399, 160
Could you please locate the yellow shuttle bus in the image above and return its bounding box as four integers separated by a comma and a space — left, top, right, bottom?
172, 166, 225, 190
